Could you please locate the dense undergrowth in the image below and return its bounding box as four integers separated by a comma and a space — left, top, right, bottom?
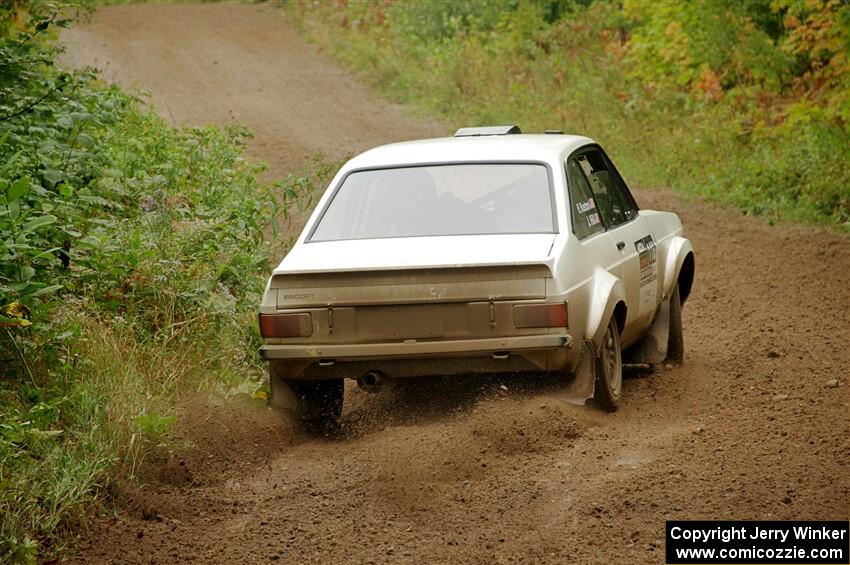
0, 3, 336, 561
287, 0, 850, 229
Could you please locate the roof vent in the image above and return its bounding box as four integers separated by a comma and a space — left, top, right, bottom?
544, 129, 564, 134
454, 125, 522, 137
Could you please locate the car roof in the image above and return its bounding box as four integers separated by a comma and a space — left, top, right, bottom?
344, 134, 595, 169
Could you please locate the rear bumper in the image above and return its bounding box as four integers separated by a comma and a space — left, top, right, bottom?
260, 334, 572, 361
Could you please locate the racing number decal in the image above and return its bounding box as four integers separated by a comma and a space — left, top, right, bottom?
634, 235, 658, 310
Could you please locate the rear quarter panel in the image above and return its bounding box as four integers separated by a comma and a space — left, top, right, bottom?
546, 231, 625, 368
641, 210, 692, 301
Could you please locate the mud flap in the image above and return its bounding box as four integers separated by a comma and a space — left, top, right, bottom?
271, 377, 344, 421
269, 361, 343, 420
624, 298, 670, 364
563, 341, 596, 405
269, 369, 304, 416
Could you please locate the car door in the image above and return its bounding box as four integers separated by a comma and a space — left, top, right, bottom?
572, 147, 657, 344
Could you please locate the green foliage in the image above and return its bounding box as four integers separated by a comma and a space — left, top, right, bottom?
287, 0, 850, 229
0, 2, 334, 561
132, 412, 177, 443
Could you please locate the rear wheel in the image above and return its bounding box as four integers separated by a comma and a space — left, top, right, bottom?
269, 362, 343, 429
666, 283, 684, 364
593, 317, 623, 412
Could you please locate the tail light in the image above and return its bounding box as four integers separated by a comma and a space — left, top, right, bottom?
258, 312, 313, 338
513, 302, 569, 329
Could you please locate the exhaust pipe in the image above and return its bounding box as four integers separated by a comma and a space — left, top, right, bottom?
357, 370, 388, 393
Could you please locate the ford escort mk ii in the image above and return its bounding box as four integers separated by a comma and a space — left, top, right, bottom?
259, 126, 695, 426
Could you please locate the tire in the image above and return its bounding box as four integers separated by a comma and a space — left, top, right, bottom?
666, 283, 684, 364
268, 362, 343, 429
593, 317, 623, 412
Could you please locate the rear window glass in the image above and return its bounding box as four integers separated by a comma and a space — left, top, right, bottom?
309, 163, 555, 241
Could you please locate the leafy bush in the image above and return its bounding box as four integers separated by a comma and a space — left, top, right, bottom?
287, 0, 850, 229
0, 3, 340, 561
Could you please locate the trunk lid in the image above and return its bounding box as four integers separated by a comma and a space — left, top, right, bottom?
275, 234, 555, 275
268, 235, 556, 342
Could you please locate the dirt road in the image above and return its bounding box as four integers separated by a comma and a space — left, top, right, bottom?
62, 4, 849, 564
60, 3, 442, 175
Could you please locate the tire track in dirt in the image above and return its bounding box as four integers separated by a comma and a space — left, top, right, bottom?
61, 4, 849, 564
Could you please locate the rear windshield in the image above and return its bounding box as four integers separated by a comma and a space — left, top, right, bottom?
309, 163, 555, 241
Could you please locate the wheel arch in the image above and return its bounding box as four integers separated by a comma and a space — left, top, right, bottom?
612, 300, 627, 335
661, 236, 695, 304
677, 252, 695, 305
586, 267, 627, 352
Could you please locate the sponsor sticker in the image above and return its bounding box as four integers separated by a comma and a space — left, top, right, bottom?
634, 234, 657, 287
635, 234, 658, 312
577, 199, 596, 213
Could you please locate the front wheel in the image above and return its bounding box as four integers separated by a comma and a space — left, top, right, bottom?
269, 362, 343, 428
593, 317, 623, 412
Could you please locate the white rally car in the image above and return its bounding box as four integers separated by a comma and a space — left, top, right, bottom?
259, 126, 694, 426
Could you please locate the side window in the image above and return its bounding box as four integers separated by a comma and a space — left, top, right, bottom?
575, 149, 638, 228
565, 158, 604, 239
